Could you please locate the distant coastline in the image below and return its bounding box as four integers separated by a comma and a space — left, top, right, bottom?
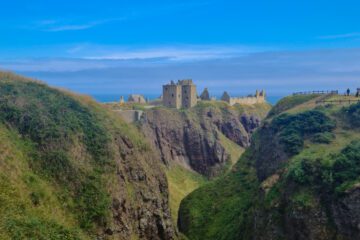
92, 94, 282, 105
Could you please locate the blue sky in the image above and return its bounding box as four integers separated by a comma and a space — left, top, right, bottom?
1, 0, 360, 99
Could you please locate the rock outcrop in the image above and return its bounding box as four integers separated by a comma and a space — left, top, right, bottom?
141, 102, 269, 177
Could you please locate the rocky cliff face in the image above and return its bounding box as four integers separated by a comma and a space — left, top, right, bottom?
141, 102, 270, 177
0, 72, 175, 240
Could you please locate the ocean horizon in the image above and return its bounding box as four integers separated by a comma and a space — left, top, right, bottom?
91, 94, 283, 105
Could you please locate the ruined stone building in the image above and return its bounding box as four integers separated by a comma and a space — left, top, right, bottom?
221, 90, 266, 105
163, 79, 197, 109
200, 88, 210, 100
128, 94, 147, 104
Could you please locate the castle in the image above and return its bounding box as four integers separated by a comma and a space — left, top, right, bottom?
221, 90, 266, 105
163, 79, 197, 109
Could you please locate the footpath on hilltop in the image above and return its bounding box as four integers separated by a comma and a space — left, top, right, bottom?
178, 93, 360, 240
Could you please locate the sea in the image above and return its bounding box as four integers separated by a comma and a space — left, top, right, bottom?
91, 94, 283, 105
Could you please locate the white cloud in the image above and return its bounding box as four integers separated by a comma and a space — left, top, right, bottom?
82, 45, 270, 61
31, 18, 126, 32
2, 48, 360, 97
318, 32, 360, 39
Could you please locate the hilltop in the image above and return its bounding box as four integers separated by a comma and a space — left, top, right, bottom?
179, 93, 360, 240
0, 72, 175, 239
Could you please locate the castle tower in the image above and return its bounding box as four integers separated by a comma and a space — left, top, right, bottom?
179, 79, 197, 108
162, 79, 197, 109
200, 88, 210, 100
163, 81, 182, 108
221, 91, 231, 103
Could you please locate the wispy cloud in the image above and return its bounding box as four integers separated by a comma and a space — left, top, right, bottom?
318, 32, 360, 39
81, 45, 271, 61
2, 48, 360, 97
32, 18, 125, 32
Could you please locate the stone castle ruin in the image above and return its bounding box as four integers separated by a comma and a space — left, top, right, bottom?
128, 94, 147, 103
163, 79, 197, 109
200, 88, 210, 100
221, 90, 266, 106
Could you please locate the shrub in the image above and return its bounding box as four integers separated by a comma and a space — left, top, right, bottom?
333, 141, 360, 188
287, 141, 360, 195
272, 110, 335, 155
312, 132, 335, 144
343, 102, 360, 127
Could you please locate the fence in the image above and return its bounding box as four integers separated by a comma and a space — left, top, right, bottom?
316, 99, 360, 105
293, 90, 338, 96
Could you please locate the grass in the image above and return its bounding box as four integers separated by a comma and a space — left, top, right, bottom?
178, 151, 259, 240
0, 125, 86, 239
217, 131, 245, 168
268, 94, 320, 117
166, 163, 206, 224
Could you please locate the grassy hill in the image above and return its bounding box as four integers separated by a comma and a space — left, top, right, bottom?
0, 72, 175, 240
179, 94, 360, 240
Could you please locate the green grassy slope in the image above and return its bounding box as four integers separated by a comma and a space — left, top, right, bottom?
179, 95, 360, 240
0, 72, 174, 239
165, 164, 206, 224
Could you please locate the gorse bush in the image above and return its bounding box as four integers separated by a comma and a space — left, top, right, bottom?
287, 140, 360, 195
312, 132, 335, 144
343, 102, 360, 127
271, 110, 336, 154
333, 140, 360, 190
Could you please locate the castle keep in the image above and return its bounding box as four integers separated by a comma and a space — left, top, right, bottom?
163, 79, 197, 109
221, 90, 266, 105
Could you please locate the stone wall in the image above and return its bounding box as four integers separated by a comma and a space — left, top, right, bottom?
114, 110, 143, 123
229, 96, 266, 105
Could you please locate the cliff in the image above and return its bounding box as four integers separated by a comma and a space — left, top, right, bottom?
0, 72, 175, 240
141, 101, 271, 178
178, 94, 360, 240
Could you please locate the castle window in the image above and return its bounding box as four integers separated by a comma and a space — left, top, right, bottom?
172, 93, 174, 98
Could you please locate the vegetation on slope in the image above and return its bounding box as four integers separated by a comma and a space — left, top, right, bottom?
165, 164, 206, 224
0, 72, 174, 239
267, 94, 320, 117
178, 150, 259, 240
179, 95, 360, 240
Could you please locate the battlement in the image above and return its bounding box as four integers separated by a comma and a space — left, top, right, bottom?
221, 90, 266, 106
163, 79, 197, 109
178, 79, 194, 85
